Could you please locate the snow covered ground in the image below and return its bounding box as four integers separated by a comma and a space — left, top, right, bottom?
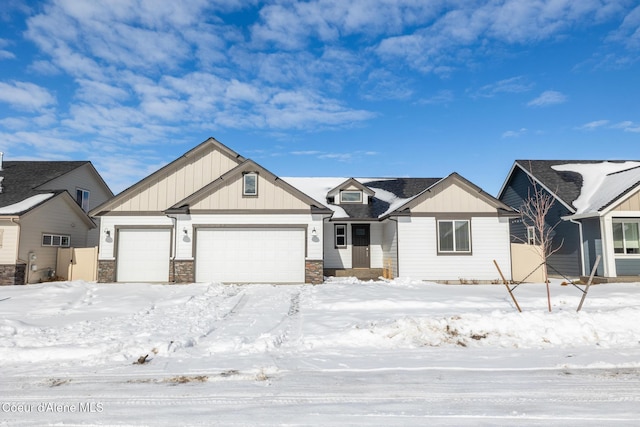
1, 277, 639, 426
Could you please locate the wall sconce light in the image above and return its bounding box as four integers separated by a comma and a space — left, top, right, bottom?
104, 228, 111, 237
311, 227, 317, 237
183, 227, 188, 235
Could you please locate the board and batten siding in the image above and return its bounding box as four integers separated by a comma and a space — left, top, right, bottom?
189, 174, 311, 211
111, 149, 238, 212
410, 180, 497, 214
611, 188, 640, 212
397, 216, 511, 281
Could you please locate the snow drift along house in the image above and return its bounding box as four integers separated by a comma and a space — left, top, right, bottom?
0, 156, 113, 285
90, 138, 516, 284
499, 160, 640, 281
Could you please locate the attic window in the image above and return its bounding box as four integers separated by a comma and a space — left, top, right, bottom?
76, 188, 90, 211
340, 190, 362, 203
243, 173, 258, 196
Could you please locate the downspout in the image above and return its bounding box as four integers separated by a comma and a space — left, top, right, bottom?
568, 218, 586, 277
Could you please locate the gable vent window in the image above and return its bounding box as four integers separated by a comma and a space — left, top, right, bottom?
340, 191, 362, 203
76, 188, 90, 211
243, 173, 258, 196
42, 234, 70, 247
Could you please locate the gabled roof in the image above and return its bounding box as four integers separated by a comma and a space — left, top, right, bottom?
90, 137, 244, 216
283, 177, 443, 220
501, 160, 640, 215
166, 159, 331, 214
327, 178, 376, 197
394, 173, 517, 217
0, 161, 91, 212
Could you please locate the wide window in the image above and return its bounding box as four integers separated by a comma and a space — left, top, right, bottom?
335, 224, 347, 248
243, 173, 258, 196
76, 188, 90, 211
613, 221, 640, 254
42, 234, 70, 247
438, 220, 471, 253
340, 191, 362, 203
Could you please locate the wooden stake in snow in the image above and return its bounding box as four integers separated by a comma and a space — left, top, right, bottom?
577, 255, 601, 312
494, 260, 522, 312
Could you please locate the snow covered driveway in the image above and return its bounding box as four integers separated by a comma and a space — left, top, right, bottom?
1, 278, 639, 425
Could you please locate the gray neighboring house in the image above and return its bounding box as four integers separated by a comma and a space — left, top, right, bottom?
0, 157, 113, 285
498, 160, 640, 280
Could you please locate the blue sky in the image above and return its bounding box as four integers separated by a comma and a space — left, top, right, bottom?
1, 1, 639, 195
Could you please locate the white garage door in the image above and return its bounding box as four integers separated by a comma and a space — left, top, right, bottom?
117, 229, 171, 282
196, 227, 305, 283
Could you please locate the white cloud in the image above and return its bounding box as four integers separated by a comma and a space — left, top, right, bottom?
0, 81, 56, 111
527, 90, 567, 107
577, 120, 610, 130
502, 128, 527, 138
473, 76, 534, 98
612, 121, 640, 132
608, 5, 640, 49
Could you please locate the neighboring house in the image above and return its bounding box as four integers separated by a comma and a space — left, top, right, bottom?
90, 138, 516, 284
498, 160, 640, 280
0, 156, 114, 285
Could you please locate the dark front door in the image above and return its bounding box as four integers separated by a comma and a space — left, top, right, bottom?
352, 224, 370, 268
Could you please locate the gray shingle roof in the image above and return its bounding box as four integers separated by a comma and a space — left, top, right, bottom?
0, 161, 89, 210
515, 160, 640, 211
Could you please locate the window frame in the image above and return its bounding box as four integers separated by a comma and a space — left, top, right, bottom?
334, 224, 347, 248
527, 226, 536, 245
340, 190, 362, 203
243, 172, 258, 197
437, 219, 471, 254
613, 219, 640, 255
42, 233, 71, 247
76, 188, 90, 211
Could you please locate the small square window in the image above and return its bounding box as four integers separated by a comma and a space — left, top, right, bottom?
335, 224, 347, 248
243, 173, 258, 196
438, 220, 471, 253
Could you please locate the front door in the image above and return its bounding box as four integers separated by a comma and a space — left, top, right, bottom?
352, 224, 370, 268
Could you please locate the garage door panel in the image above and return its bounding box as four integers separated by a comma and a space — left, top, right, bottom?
196, 228, 305, 283
117, 229, 170, 282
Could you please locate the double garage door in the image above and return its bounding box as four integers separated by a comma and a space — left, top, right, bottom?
116, 227, 305, 283
195, 227, 305, 283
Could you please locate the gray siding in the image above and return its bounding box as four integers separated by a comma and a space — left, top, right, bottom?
581, 218, 603, 276
615, 259, 640, 276
500, 167, 581, 277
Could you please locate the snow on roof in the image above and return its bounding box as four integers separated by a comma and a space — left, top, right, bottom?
282, 177, 416, 219
0, 193, 55, 215
551, 162, 640, 214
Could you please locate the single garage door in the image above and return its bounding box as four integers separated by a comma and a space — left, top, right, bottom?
117, 229, 171, 282
196, 227, 305, 283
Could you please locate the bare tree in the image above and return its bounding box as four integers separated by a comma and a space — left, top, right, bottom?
519, 177, 564, 312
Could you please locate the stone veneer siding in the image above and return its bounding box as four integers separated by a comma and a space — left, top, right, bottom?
170, 260, 194, 283
97, 260, 116, 283
0, 264, 26, 286
305, 260, 324, 285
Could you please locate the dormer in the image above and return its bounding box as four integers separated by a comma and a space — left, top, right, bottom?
327, 178, 375, 205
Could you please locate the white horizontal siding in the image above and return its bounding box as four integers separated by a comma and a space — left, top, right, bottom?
382, 220, 398, 277
398, 216, 511, 281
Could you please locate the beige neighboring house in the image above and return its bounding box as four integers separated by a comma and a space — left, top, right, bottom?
0, 156, 113, 285
90, 138, 517, 285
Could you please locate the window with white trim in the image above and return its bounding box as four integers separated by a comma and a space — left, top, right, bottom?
613, 220, 640, 254
76, 188, 90, 211
340, 190, 362, 203
438, 220, 471, 253
42, 234, 70, 247
243, 173, 258, 196
335, 224, 347, 248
